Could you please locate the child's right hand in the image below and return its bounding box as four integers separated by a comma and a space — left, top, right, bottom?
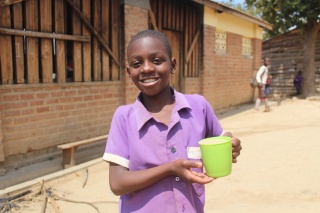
171, 159, 214, 184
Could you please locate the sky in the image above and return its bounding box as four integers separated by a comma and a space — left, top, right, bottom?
215, 0, 246, 5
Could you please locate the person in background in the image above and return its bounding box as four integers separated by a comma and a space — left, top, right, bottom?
293, 70, 303, 95
263, 74, 272, 112
103, 30, 242, 213
255, 57, 270, 112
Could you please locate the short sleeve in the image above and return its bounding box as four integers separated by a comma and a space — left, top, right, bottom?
102, 106, 130, 168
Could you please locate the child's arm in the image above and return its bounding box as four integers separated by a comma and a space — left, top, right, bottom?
109, 160, 214, 196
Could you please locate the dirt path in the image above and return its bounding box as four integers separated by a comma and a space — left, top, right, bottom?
2, 97, 320, 213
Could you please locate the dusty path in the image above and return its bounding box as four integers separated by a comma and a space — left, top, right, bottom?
2, 97, 320, 213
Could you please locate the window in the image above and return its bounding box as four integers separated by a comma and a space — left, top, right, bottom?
215, 30, 227, 54
242, 37, 252, 56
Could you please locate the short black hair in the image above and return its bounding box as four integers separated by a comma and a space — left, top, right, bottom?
127, 30, 172, 59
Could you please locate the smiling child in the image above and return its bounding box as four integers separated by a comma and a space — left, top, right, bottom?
103, 30, 242, 213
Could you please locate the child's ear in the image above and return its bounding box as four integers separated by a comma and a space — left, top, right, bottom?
126, 67, 132, 79
171, 58, 177, 74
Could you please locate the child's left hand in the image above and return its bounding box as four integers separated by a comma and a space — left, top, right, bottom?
223, 132, 242, 163
171, 160, 214, 184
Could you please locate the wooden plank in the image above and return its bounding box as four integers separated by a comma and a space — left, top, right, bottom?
12, 3, 25, 84
92, 0, 101, 81
172, 1, 175, 30
0, 28, 91, 41
151, 0, 160, 31
57, 135, 108, 149
180, 4, 184, 32
72, 0, 82, 82
54, 0, 66, 83
82, 0, 91, 82
185, 22, 199, 64
65, 0, 119, 65
176, 1, 180, 31
0, 0, 24, 6
167, 1, 172, 29
163, 0, 167, 29
148, 8, 158, 31
111, 0, 119, 80
61, 147, 77, 168
101, 0, 110, 81
158, 0, 162, 31
25, 0, 39, 83
0, 6, 13, 84
195, 41, 199, 77
40, 0, 53, 83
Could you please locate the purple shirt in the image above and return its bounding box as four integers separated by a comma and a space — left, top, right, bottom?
103, 89, 224, 213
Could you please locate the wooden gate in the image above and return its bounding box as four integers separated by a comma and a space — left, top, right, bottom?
0, 0, 120, 85
149, 0, 202, 92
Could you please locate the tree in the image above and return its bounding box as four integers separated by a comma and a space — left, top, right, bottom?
246, 0, 320, 98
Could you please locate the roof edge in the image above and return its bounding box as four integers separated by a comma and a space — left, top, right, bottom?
191, 0, 273, 30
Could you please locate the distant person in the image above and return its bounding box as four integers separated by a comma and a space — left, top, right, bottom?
102, 30, 242, 213
255, 57, 270, 112
264, 74, 272, 111
293, 70, 303, 95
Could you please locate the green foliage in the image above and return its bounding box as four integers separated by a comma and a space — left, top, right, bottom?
246, 0, 320, 38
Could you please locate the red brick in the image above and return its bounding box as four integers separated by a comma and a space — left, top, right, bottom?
37, 107, 50, 113
3, 94, 19, 102
20, 94, 35, 100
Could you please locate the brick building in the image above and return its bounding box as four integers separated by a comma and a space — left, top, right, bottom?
0, 0, 271, 169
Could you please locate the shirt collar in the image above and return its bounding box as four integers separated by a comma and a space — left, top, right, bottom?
133, 87, 191, 131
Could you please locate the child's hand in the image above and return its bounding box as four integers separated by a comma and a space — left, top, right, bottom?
223, 132, 242, 163
171, 160, 214, 184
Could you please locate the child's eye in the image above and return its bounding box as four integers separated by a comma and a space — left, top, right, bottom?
131, 61, 141, 68
153, 58, 163, 64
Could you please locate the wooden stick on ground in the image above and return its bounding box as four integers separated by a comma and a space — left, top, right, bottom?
46, 192, 60, 213
40, 194, 48, 213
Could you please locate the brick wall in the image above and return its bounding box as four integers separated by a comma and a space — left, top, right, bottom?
0, 82, 122, 158
202, 25, 260, 110
123, 4, 149, 104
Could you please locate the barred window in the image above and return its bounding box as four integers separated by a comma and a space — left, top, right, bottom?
215, 30, 227, 54
242, 37, 252, 56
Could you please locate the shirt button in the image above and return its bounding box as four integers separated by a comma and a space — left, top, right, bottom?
170, 147, 176, 153
175, 177, 180, 181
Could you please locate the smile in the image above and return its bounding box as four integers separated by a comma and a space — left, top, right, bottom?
141, 78, 158, 83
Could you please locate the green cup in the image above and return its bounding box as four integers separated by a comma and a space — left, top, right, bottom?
198, 136, 232, 178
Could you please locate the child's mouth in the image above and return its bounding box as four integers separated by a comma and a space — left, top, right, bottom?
141, 78, 158, 83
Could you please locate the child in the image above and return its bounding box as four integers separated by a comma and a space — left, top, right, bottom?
103, 30, 242, 213
254, 57, 270, 111
293, 70, 303, 95
263, 74, 272, 112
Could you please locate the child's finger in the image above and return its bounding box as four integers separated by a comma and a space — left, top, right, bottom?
183, 161, 203, 168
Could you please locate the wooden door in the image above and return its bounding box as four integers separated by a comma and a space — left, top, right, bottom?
163, 30, 181, 91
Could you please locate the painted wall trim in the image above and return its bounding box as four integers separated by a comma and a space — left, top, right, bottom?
192, 0, 272, 30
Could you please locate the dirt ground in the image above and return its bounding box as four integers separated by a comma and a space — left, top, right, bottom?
1, 97, 320, 213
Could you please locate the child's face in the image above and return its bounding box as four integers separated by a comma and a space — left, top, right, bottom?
127, 37, 176, 97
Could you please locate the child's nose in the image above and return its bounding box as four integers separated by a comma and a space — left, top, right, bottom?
140, 61, 155, 73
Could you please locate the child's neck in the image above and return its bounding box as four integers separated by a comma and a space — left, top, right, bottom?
142, 90, 175, 113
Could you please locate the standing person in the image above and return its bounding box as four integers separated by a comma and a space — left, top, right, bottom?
293, 70, 303, 95
263, 74, 272, 112
103, 30, 242, 213
255, 57, 270, 112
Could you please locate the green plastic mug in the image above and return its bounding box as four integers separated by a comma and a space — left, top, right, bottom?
198, 136, 232, 178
